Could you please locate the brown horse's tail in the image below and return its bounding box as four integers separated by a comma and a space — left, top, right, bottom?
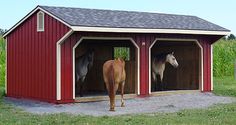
108, 62, 115, 97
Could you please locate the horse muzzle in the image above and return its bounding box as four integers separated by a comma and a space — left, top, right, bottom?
174, 64, 179, 68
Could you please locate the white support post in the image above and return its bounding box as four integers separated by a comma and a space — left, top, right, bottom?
5, 37, 7, 94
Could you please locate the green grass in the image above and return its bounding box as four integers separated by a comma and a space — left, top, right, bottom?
0, 94, 235, 125
213, 76, 236, 97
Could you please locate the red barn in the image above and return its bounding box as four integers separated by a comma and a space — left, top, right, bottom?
3, 5, 230, 103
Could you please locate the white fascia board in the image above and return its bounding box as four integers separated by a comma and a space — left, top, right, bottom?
71, 26, 230, 36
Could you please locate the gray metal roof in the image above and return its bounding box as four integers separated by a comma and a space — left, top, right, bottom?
40, 6, 229, 32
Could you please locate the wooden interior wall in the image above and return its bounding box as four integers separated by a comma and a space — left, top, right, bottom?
75, 39, 137, 96
151, 41, 200, 91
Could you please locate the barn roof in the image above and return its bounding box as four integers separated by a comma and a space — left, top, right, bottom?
3, 5, 230, 38
40, 6, 229, 32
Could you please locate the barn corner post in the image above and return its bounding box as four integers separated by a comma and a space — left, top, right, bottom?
56, 29, 74, 102
208, 36, 226, 92
199, 38, 213, 92
5, 37, 7, 95
210, 43, 213, 91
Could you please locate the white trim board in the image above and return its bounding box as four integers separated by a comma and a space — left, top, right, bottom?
148, 38, 204, 94
211, 44, 213, 91
56, 30, 74, 101
5, 37, 7, 94
71, 26, 230, 36
72, 37, 140, 99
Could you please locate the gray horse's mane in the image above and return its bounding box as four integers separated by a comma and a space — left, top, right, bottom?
153, 52, 171, 63
76, 49, 94, 58
77, 49, 94, 66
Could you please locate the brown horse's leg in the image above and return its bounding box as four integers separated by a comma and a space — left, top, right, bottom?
109, 93, 115, 111
108, 82, 115, 111
121, 81, 125, 107
109, 83, 119, 111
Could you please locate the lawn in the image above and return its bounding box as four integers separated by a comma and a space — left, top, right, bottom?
213, 76, 236, 97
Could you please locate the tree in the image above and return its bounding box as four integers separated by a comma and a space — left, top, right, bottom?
222, 36, 227, 40
227, 34, 236, 40
0, 28, 7, 36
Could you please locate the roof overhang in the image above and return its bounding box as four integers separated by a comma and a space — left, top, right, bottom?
71, 26, 230, 36
3, 5, 230, 38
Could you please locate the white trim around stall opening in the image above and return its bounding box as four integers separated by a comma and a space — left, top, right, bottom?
148, 38, 204, 94
72, 37, 140, 99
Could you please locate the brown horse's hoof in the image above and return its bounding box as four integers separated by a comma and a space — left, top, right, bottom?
109, 108, 115, 111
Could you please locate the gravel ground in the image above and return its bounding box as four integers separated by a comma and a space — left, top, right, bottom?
4, 92, 236, 116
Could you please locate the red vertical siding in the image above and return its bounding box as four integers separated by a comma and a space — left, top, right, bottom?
6, 11, 70, 102
60, 34, 80, 102
133, 35, 151, 95
199, 39, 212, 92
7, 13, 219, 103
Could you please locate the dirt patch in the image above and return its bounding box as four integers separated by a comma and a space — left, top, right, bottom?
4, 92, 236, 116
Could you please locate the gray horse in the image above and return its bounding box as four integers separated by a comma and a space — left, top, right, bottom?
152, 52, 178, 91
75, 49, 94, 97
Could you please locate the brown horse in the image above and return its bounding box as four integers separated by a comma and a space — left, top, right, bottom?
103, 58, 126, 111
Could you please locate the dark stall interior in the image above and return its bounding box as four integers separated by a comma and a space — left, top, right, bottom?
151, 41, 201, 92
75, 39, 138, 97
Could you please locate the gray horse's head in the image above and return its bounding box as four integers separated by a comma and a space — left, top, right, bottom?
166, 52, 179, 68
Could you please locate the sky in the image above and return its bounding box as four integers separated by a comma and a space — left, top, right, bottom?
0, 0, 235, 34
